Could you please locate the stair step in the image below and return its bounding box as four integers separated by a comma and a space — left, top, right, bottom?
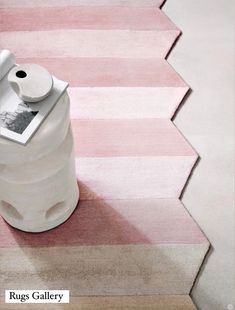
72, 119, 197, 199
20, 58, 186, 88
18, 57, 188, 119
0, 295, 196, 309
1, 6, 177, 32
0, 199, 209, 295
0, 0, 165, 9
1, 7, 179, 59
0, 199, 207, 247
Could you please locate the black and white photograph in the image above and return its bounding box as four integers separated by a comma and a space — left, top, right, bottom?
0, 102, 38, 135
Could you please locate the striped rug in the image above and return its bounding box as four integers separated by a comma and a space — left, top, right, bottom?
0, 1, 208, 309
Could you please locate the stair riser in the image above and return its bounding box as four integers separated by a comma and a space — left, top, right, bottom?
0, 198, 208, 247
76, 156, 196, 200
0, 244, 208, 296
72, 119, 195, 157
17, 58, 187, 88
1, 7, 177, 32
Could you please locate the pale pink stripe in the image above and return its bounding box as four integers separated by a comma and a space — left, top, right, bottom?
17, 58, 187, 87
0, 30, 179, 59
68, 87, 188, 120
1, 7, 178, 32
0, 0, 165, 8
0, 199, 207, 247
71, 119, 196, 157
76, 156, 196, 200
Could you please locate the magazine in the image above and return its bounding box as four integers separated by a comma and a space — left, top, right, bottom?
0, 71, 68, 145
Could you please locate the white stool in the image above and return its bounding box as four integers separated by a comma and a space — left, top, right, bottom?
0, 51, 79, 232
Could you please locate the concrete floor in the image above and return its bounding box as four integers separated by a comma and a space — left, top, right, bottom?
163, 0, 234, 309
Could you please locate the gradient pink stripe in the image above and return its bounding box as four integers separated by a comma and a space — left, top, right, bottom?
0, 199, 207, 247
71, 119, 196, 157
1, 7, 178, 32
17, 58, 187, 88
0, 30, 179, 59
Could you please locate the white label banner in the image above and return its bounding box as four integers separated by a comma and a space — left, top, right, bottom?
5, 290, 69, 303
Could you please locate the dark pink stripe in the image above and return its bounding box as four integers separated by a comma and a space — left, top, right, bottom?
71, 119, 195, 157
0, 199, 207, 247
1, 6, 178, 31
17, 58, 187, 87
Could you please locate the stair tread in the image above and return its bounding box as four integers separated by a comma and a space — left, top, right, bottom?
1, 6, 178, 32
72, 119, 196, 157
0, 199, 207, 248
18, 58, 188, 88
0, 295, 196, 309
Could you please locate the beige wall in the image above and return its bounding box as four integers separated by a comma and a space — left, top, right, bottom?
163, 0, 235, 309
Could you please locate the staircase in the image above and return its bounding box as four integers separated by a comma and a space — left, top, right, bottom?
0, 1, 209, 308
